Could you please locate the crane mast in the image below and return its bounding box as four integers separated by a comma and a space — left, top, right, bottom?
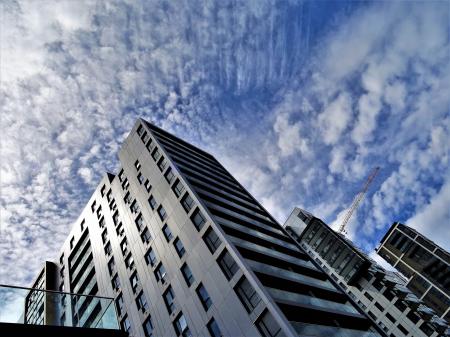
338, 167, 380, 234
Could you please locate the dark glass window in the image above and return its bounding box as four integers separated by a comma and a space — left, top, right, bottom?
137, 172, 144, 184
116, 222, 124, 237
366, 309, 379, 321
394, 299, 406, 312
163, 286, 176, 314
136, 291, 148, 312
122, 177, 130, 190
372, 279, 384, 291
120, 238, 128, 254
144, 179, 151, 192
70, 236, 75, 249
235, 277, 261, 313
154, 262, 167, 284
130, 272, 139, 293
174, 238, 185, 258
207, 318, 223, 337
137, 125, 143, 136
115, 293, 124, 316
135, 160, 141, 171
157, 205, 167, 221
162, 224, 173, 242
131, 200, 140, 214
173, 313, 192, 337
123, 192, 132, 205
125, 253, 135, 270
112, 274, 120, 291
383, 288, 395, 301
256, 310, 284, 337
398, 324, 408, 336
151, 148, 160, 161
141, 228, 152, 244
145, 248, 157, 267
121, 315, 131, 334
419, 322, 435, 337
165, 167, 175, 183
312, 231, 326, 248
407, 310, 420, 324
203, 227, 221, 253
386, 312, 396, 323
146, 138, 154, 152
142, 131, 149, 143
104, 241, 112, 256
181, 193, 195, 213
148, 195, 157, 210
364, 292, 373, 301
217, 250, 239, 280
196, 283, 212, 311
374, 302, 384, 312
108, 258, 116, 275
172, 179, 185, 197
102, 228, 108, 244
157, 157, 167, 172
118, 169, 124, 182
191, 208, 206, 231
143, 316, 154, 337
135, 213, 144, 231
181, 263, 195, 287
336, 253, 351, 273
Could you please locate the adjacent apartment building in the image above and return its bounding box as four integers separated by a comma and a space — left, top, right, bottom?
30, 119, 383, 337
284, 207, 450, 337
25, 261, 58, 325
377, 222, 450, 324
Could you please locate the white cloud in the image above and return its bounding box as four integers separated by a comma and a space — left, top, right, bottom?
407, 179, 450, 249
317, 92, 352, 145
384, 81, 406, 112
273, 112, 308, 157
351, 93, 382, 145
77, 167, 94, 185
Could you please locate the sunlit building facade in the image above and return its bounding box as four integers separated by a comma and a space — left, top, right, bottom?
31, 119, 383, 337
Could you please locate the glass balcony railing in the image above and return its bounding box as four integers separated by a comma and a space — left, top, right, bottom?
0, 284, 119, 330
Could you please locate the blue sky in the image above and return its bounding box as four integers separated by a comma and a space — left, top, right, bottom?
1, 0, 449, 285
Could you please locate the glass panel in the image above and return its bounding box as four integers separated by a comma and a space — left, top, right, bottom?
0, 284, 119, 330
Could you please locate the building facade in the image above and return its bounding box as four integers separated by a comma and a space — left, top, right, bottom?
25, 261, 58, 325
377, 222, 450, 324
284, 207, 450, 337
32, 119, 384, 337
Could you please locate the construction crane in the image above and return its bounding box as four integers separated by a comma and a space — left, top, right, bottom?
338, 166, 380, 235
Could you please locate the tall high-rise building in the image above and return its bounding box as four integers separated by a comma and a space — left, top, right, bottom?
25, 261, 58, 326
377, 222, 450, 324
34, 119, 383, 337
284, 207, 450, 337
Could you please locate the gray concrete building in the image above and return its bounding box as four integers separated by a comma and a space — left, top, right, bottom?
377, 222, 450, 325
284, 207, 450, 337
32, 119, 384, 337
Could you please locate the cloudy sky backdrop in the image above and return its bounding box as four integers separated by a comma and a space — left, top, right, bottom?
1, 0, 449, 285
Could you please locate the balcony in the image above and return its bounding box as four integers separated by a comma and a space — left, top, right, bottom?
0, 284, 122, 336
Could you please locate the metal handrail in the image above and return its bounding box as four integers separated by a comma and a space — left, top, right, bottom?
0, 284, 114, 300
